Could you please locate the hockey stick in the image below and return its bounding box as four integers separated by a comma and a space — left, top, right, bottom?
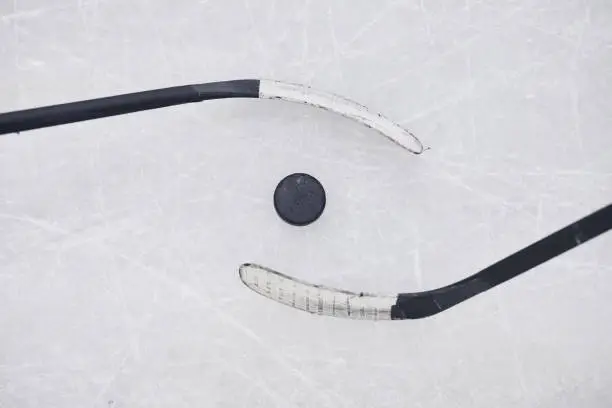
239, 203, 612, 320
0, 79, 425, 154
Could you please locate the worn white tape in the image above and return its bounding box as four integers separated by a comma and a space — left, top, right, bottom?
239, 263, 396, 320
258, 79, 425, 154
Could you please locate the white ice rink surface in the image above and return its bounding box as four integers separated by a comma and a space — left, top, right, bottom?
1, 1, 612, 407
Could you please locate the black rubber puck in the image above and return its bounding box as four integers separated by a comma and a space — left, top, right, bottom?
273, 173, 326, 226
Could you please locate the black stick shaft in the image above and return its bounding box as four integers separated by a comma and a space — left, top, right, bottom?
393, 203, 612, 319
0, 79, 259, 135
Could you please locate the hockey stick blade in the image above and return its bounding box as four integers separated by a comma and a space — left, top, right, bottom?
0, 79, 425, 154
240, 203, 612, 320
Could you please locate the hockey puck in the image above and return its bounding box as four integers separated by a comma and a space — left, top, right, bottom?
273, 173, 326, 226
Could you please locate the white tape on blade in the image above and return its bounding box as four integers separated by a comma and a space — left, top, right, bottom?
258, 79, 425, 154
239, 263, 396, 320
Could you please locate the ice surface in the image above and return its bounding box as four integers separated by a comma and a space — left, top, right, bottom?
1, 0, 611, 407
